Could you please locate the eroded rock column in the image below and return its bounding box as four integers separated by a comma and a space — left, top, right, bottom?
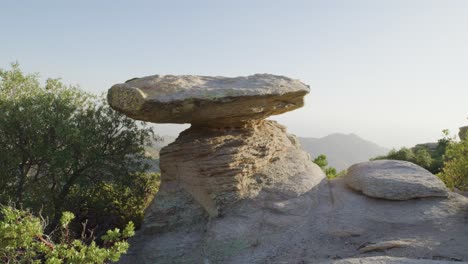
107, 74, 324, 232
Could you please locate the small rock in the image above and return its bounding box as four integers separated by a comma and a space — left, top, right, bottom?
358, 239, 413, 253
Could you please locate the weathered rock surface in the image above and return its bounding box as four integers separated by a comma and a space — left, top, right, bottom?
459, 126, 468, 141
320, 256, 468, 264
136, 120, 325, 232
344, 160, 448, 200
107, 74, 309, 126
120, 176, 468, 263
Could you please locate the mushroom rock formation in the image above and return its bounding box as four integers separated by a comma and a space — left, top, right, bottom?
110, 74, 468, 264
108, 74, 325, 229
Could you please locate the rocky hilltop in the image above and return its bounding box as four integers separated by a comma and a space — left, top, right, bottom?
108, 74, 468, 264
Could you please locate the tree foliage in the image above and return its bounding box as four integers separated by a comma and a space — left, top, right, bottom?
371, 128, 468, 191
313, 154, 341, 179
0, 63, 159, 238
372, 147, 436, 172
0, 205, 134, 263
313, 154, 328, 169
439, 136, 468, 191
371, 130, 453, 174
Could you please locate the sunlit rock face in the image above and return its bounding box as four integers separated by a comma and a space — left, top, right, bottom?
159, 121, 322, 215
107, 74, 309, 127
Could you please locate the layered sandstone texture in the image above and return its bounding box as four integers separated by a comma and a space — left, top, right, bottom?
155, 121, 322, 217
141, 120, 325, 234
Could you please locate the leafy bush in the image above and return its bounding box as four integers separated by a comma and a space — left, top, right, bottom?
67, 172, 160, 236
313, 154, 341, 179
313, 154, 329, 169
438, 136, 468, 191
0, 63, 159, 237
0, 205, 134, 263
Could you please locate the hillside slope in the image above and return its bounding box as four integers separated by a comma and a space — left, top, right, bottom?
299, 133, 389, 171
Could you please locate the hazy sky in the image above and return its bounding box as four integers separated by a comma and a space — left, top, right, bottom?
1, 0, 467, 148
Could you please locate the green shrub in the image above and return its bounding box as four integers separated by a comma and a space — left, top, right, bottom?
438, 137, 468, 191
371, 131, 453, 174
0, 63, 159, 238
313, 154, 340, 179
67, 172, 160, 236
0, 205, 134, 263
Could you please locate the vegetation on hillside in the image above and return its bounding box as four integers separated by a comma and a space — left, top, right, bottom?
372, 129, 468, 192
0, 64, 160, 262
438, 134, 468, 191
371, 130, 451, 174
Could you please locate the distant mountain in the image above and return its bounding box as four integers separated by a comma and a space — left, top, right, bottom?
299, 133, 389, 171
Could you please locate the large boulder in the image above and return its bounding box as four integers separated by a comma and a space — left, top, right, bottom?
344, 160, 448, 200
107, 74, 309, 127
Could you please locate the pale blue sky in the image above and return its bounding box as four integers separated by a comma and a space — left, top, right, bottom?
1, 0, 467, 148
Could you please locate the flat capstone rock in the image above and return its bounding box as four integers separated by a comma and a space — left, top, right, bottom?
344, 160, 448, 200
107, 74, 309, 126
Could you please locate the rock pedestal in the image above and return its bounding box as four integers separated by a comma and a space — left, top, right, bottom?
108, 74, 324, 233
142, 120, 324, 234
